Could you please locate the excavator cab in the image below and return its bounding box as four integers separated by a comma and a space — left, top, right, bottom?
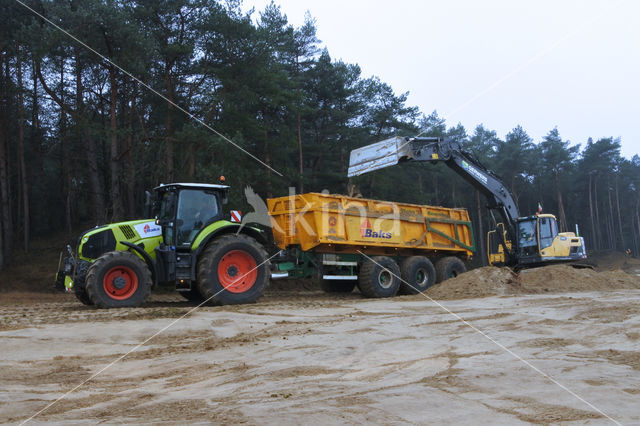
515, 214, 586, 267
488, 215, 586, 267
517, 217, 542, 258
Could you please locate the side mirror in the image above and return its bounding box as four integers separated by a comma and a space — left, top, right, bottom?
156, 192, 177, 226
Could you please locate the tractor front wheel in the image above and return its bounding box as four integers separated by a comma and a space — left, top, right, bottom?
74, 285, 94, 306
197, 234, 269, 305
85, 251, 152, 308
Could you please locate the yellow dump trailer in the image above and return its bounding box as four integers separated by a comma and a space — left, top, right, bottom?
267, 193, 473, 298
268, 192, 474, 258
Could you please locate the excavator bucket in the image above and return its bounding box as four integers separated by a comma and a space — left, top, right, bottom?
348, 136, 412, 177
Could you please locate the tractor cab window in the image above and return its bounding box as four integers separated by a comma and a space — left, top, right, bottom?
539, 217, 558, 249
518, 219, 538, 256
176, 189, 219, 246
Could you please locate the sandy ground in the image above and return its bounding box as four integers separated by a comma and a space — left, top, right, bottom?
1, 268, 640, 425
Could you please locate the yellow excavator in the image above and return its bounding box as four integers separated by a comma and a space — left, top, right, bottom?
348, 136, 587, 269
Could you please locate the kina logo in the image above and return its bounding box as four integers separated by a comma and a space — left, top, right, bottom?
143, 224, 150, 234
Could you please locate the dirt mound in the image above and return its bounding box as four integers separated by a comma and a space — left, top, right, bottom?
588, 250, 640, 273
426, 265, 640, 300
425, 267, 518, 300
519, 265, 640, 292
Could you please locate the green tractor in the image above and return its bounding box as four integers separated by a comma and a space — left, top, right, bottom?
56, 183, 271, 308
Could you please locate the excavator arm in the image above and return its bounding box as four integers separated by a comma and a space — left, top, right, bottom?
348, 136, 520, 263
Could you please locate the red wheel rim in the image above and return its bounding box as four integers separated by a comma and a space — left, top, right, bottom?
217, 250, 258, 293
103, 266, 138, 300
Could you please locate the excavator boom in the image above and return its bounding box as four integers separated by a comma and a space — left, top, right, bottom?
348, 136, 586, 267
349, 136, 519, 241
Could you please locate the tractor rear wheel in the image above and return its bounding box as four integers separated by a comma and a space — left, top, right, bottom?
399, 256, 436, 294
358, 256, 401, 298
435, 256, 467, 283
197, 234, 269, 305
85, 251, 152, 308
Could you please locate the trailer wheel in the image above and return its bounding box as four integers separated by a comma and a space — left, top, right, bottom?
197, 234, 269, 305
399, 256, 436, 294
435, 257, 466, 283
358, 256, 401, 298
320, 279, 356, 293
85, 251, 152, 308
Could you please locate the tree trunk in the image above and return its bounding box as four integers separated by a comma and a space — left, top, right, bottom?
16, 44, 30, 251
126, 82, 137, 218
188, 143, 196, 178
555, 172, 567, 232
108, 65, 122, 221
588, 174, 597, 251
0, 109, 11, 265
297, 110, 303, 193
73, 49, 105, 223
164, 67, 174, 182
615, 175, 625, 251
0, 41, 5, 269
476, 190, 486, 266
0, 41, 12, 264
635, 198, 640, 256
263, 129, 272, 198
594, 176, 601, 249
607, 181, 615, 250
58, 58, 72, 234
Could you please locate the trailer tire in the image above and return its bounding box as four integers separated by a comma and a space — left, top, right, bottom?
320, 279, 356, 293
435, 257, 466, 283
358, 256, 401, 298
85, 251, 152, 308
197, 234, 269, 305
399, 256, 436, 294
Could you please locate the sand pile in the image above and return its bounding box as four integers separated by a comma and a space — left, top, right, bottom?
425, 267, 518, 299
426, 264, 640, 300
588, 251, 640, 273
519, 265, 640, 292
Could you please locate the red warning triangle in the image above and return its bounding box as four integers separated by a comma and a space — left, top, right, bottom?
360, 218, 371, 236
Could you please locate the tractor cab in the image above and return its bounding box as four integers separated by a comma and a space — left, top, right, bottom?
153, 183, 229, 248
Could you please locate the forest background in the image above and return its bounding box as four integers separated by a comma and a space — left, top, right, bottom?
1, 0, 638, 270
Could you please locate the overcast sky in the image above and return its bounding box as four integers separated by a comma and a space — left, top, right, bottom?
242, 0, 639, 159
